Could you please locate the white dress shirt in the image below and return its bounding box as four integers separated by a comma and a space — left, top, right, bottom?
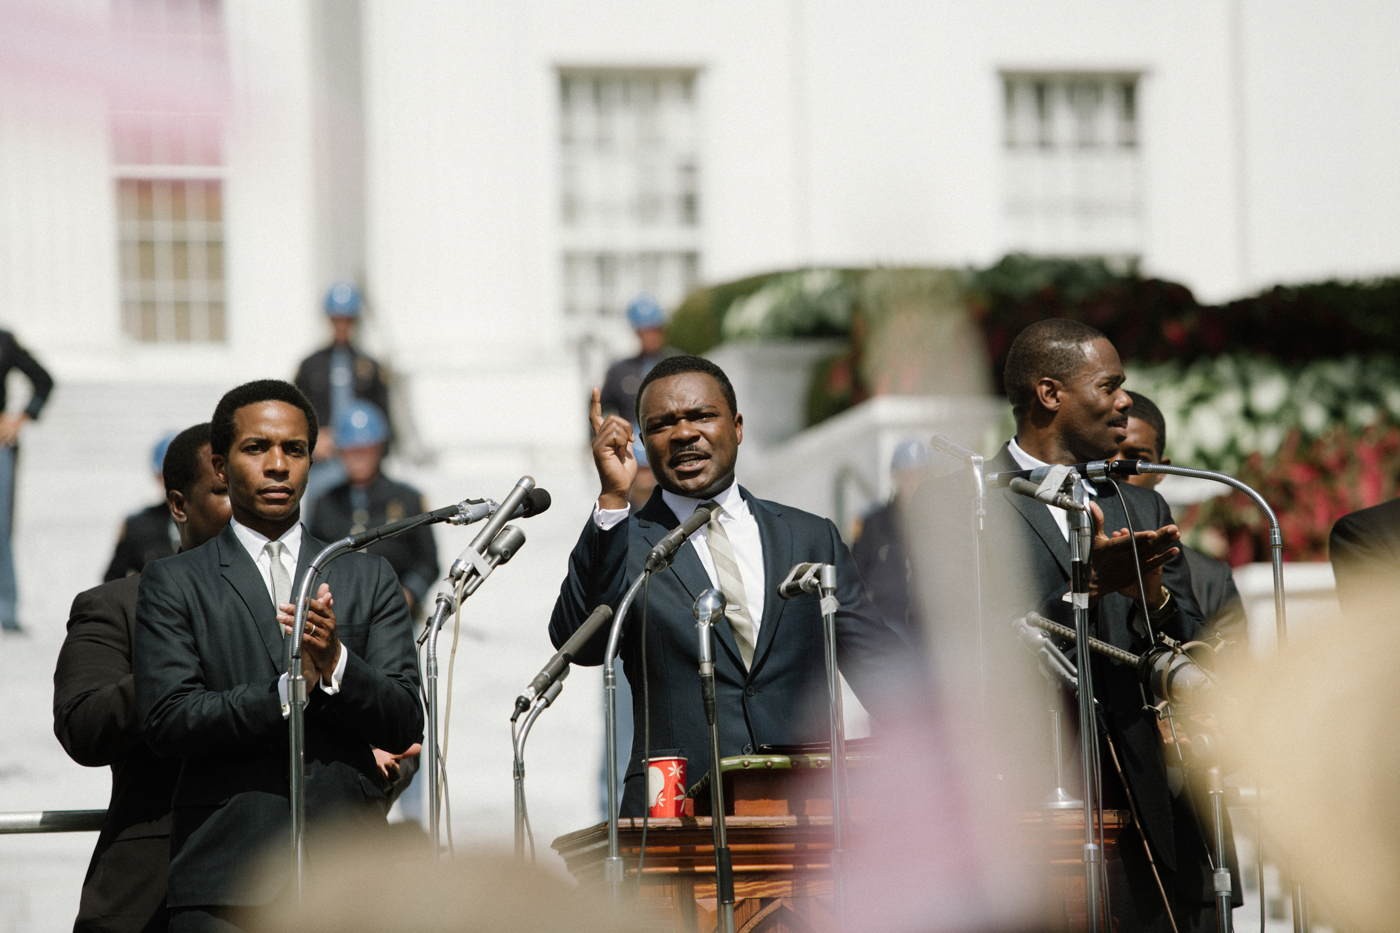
228, 519, 347, 710
1006, 438, 1099, 542
594, 481, 767, 634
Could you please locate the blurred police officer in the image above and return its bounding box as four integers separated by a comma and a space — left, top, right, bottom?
104, 431, 181, 581
306, 400, 437, 616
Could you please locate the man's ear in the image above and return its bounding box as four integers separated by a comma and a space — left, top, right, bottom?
166, 489, 188, 525
211, 453, 227, 486
733, 412, 743, 445
1033, 377, 1062, 412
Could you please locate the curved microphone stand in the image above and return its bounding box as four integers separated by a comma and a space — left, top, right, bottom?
600, 570, 650, 903
1115, 461, 1287, 645
512, 678, 565, 861
1115, 459, 1292, 933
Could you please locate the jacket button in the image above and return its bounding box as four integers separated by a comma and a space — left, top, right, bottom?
745, 686, 756, 697
742, 743, 754, 754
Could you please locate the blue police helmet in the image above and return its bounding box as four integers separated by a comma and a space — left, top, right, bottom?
625, 293, 666, 330
324, 282, 362, 318
890, 438, 930, 474
335, 400, 389, 448
151, 431, 177, 475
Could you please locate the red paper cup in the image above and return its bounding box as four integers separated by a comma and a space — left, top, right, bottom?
646, 756, 687, 817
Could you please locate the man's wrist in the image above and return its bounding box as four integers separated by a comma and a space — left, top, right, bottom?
597, 491, 630, 511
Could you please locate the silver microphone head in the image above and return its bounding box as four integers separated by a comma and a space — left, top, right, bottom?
486, 525, 527, 563
693, 587, 725, 624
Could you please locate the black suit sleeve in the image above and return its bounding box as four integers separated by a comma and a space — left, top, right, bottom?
135, 559, 286, 757
825, 517, 924, 714
53, 583, 139, 767
1329, 503, 1400, 612
1, 330, 55, 420
317, 556, 424, 755
548, 513, 630, 664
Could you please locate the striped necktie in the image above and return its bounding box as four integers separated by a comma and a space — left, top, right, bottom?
704, 503, 756, 668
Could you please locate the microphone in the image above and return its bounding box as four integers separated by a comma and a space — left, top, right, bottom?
777, 562, 831, 599
693, 589, 724, 726
452, 524, 526, 598
1007, 477, 1086, 513
448, 478, 550, 583
984, 461, 1118, 488
645, 501, 719, 572
345, 498, 496, 549
514, 605, 613, 717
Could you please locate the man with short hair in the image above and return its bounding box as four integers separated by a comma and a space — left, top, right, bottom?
928, 318, 1228, 930
135, 379, 422, 931
550, 354, 908, 816
54, 422, 231, 932
1114, 390, 1247, 647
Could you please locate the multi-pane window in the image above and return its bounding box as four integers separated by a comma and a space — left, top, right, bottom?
110, 0, 228, 343
559, 69, 701, 322
1001, 72, 1142, 262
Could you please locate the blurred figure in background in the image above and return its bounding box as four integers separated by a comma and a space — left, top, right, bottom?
307, 400, 437, 618
851, 437, 930, 647
306, 399, 429, 814
54, 422, 230, 932
591, 293, 679, 813
598, 293, 678, 510
0, 326, 55, 635
1114, 390, 1247, 648
1328, 496, 1400, 613
295, 282, 393, 520
104, 431, 180, 581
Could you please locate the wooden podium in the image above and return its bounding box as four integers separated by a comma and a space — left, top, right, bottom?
552, 753, 1130, 932
553, 752, 848, 932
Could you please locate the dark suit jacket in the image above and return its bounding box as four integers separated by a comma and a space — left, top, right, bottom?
1182, 545, 1246, 647
104, 502, 177, 582
54, 574, 174, 932
549, 486, 908, 816
915, 448, 1212, 880
134, 524, 422, 909
1329, 498, 1400, 613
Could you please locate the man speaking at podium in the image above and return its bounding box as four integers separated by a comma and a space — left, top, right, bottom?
550, 355, 908, 817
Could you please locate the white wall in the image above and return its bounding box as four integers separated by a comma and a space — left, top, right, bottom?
2, 0, 1398, 432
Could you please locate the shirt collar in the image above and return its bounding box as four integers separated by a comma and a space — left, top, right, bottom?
230, 517, 305, 564
1007, 438, 1099, 497
660, 481, 746, 525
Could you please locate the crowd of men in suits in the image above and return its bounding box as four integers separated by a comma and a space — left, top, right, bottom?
44, 308, 1398, 931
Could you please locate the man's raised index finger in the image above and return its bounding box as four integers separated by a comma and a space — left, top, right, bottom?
589, 387, 604, 434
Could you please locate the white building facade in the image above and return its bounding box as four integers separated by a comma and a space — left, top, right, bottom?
1, 0, 1397, 544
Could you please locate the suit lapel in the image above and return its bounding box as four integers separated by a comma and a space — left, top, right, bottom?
216, 524, 284, 670
993, 446, 1071, 576
747, 491, 791, 675
636, 491, 750, 672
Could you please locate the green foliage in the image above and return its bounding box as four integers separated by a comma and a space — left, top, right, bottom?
667, 255, 1400, 562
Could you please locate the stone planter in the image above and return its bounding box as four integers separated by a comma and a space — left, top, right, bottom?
707, 339, 846, 448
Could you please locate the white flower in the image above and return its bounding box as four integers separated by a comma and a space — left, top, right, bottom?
1249, 373, 1289, 416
